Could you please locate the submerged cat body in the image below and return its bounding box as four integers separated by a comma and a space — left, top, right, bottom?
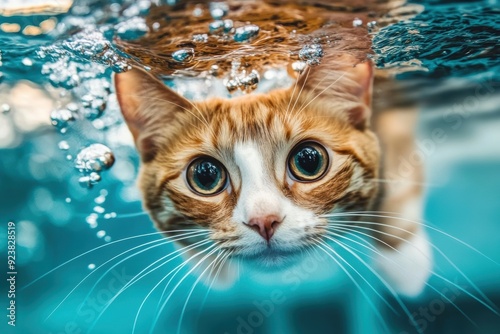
115, 54, 432, 296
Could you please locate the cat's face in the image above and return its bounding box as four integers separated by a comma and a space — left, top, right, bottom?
115, 55, 380, 264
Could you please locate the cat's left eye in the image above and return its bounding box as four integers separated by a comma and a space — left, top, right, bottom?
288, 142, 329, 182
186, 157, 228, 196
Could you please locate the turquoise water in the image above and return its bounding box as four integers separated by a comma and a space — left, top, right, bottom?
1, 0, 500, 333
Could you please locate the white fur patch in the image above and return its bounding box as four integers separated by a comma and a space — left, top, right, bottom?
231, 141, 319, 257
375, 228, 433, 296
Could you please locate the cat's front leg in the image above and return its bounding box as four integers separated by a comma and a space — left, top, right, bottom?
372, 107, 433, 296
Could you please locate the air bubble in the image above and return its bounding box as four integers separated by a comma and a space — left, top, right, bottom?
234, 24, 259, 42
22, 57, 33, 67
96, 230, 106, 238
210, 64, 220, 76
65, 197, 72, 203
292, 61, 307, 73
223, 19, 233, 33
94, 206, 105, 214
58, 140, 70, 150
299, 44, 324, 66
172, 48, 195, 63
193, 34, 208, 43
353, 18, 363, 27
209, 20, 224, 33
86, 213, 98, 227
88, 263, 96, 270
1, 103, 11, 114
50, 108, 75, 131
240, 70, 260, 93
94, 194, 106, 204
192, 6, 204, 17
209, 2, 229, 19
104, 236, 111, 242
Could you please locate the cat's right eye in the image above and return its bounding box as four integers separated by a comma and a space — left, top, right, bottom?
186, 157, 228, 196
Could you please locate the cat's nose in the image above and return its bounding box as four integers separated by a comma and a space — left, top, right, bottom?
247, 215, 282, 242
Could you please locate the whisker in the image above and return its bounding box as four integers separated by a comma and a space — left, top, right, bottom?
326, 221, 499, 314
176, 250, 225, 334
88, 238, 212, 332
326, 229, 478, 327
285, 66, 311, 122
131, 244, 216, 334
324, 211, 500, 266
150, 245, 220, 334
313, 239, 391, 333
325, 233, 424, 332
314, 237, 398, 314
295, 72, 347, 116
22, 229, 208, 290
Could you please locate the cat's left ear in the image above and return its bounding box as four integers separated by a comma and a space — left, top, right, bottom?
114, 68, 191, 161
295, 55, 373, 129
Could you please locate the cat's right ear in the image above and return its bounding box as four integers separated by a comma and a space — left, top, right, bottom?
114, 68, 191, 161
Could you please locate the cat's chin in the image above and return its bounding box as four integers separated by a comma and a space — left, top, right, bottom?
242, 247, 302, 270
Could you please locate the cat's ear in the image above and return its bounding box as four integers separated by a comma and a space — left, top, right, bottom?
295, 54, 373, 129
114, 68, 191, 161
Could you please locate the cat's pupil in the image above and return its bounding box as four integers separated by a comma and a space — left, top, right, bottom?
294, 147, 321, 175
193, 161, 221, 190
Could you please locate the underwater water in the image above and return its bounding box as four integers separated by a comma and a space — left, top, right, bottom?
0, 0, 500, 333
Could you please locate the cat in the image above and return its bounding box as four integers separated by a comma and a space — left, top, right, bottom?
114, 51, 432, 297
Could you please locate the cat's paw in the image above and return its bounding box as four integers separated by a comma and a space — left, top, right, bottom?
375, 228, 433, 296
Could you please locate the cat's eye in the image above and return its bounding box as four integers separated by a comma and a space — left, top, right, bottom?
186, 157, 228, 195
288, 142, 329, 181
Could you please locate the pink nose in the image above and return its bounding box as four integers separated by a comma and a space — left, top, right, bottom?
247, 215, 282, 242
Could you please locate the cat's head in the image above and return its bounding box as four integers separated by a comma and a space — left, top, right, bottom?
115, 54, 379, 265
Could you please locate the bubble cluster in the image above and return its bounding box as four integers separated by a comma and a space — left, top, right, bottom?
50, 107, 75, 132
299, 44, 324, 66
61, 29, 131, 73
115, 17, 149, 40
74, 143, 115, 188
78, 79, 111, 120
224, 67, 260, 94
41, 58, 81, 89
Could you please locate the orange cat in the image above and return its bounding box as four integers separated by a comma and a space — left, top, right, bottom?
114, 52, 432, 296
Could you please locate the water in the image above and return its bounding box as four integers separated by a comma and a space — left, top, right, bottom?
1, 0, 499, 333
